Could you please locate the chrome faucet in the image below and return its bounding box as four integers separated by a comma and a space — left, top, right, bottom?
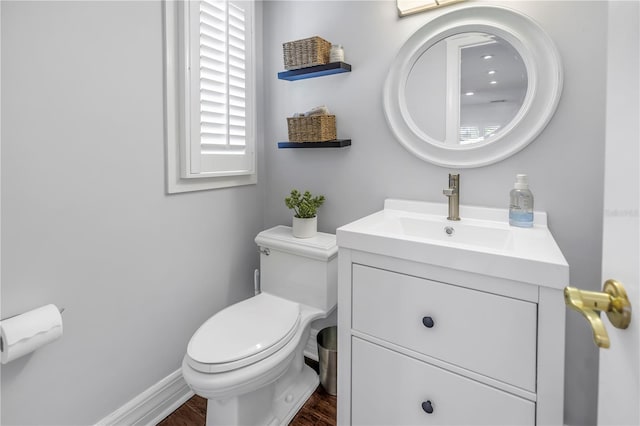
443, 174, 460, 221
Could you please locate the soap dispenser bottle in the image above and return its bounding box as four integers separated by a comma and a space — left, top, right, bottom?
509, 174, 534, 228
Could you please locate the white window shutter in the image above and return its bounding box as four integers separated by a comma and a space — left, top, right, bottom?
184, 0, 255, 178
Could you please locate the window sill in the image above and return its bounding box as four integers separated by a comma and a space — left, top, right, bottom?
166, 173, 257, 194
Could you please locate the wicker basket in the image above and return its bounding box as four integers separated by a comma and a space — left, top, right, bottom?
283, 36, 331, 70
287, 115, 337, 142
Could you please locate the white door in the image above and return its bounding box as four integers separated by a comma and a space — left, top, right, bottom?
597, 2, 639, 425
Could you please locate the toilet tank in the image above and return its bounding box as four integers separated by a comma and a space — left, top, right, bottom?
255, 226, 338, 313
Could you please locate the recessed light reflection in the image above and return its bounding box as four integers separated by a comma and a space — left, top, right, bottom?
482, 55, 493, 60
465, 92, 475, 96
488, 70, 496, 75
490, 80, 498, 85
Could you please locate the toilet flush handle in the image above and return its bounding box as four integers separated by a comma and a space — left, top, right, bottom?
259, 247, 270, 256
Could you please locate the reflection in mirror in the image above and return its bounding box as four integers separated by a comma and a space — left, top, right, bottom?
405, 32, 527, 146
459, 34, 527, 144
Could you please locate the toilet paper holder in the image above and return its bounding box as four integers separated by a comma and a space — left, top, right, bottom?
0, 307, 65, 352
0, 306, 65, 322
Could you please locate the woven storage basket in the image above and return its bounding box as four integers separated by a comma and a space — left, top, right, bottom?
283, 36, 331, 70
287, 115, 337, 142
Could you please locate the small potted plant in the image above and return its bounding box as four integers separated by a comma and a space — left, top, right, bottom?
285, 189, 325, 238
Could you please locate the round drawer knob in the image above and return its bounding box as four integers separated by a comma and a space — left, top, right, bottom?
422, 316, 435, 328
421, 400, 434, 414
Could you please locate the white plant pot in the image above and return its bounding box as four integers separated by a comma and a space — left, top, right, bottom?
292, 216, 317, 238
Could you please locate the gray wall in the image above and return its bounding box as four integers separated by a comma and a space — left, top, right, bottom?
1, 1, 263, 424
262, 1, 606, 425
1, 1, 608, 425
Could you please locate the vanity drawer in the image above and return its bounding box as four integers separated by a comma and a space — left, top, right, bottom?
351, 337, 535, 425
352, 264, 537, 391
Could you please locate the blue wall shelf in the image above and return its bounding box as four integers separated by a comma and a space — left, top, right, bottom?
278, 139, 351, 148
277, 62, 352, 81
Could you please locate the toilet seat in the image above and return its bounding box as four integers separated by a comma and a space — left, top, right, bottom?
186, 293, 301, 373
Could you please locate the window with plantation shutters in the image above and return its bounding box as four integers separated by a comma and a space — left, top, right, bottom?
164, 0, 256, 193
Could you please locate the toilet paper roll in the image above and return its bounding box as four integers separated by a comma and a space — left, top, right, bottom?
0, 304, 63, 364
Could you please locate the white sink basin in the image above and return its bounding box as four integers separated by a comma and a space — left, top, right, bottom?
377, 214, 513, 251
337, 199, 568, 288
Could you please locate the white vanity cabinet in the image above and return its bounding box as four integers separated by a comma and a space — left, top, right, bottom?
352, 265, 538, 392
351, 338, 535, 425
336, 200, 569, 425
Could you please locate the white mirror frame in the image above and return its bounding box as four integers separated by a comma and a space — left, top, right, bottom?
383, 5, 563, 168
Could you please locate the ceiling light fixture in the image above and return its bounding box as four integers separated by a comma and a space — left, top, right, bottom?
397, 0, 466, 17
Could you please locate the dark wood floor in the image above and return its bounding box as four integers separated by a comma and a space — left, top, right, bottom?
158, 360, 336, 426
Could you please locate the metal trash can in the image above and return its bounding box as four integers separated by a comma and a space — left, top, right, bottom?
317, 326, 338, 395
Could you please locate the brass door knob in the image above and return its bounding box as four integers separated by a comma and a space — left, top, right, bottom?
564, 279, 632, 349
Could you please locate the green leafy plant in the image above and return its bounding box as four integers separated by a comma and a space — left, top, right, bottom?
285, 189, 325, 219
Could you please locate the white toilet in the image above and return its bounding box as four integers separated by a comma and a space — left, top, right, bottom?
182, 225, 338, 426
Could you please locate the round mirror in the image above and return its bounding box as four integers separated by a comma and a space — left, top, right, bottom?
384, 5, 563, 168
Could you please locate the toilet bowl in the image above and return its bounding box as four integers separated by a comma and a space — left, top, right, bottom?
182, 226, 338, 426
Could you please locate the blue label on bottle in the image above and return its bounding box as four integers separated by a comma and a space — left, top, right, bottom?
509, 211, 534, 228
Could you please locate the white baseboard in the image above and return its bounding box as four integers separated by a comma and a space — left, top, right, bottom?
95, 369, 193, 426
